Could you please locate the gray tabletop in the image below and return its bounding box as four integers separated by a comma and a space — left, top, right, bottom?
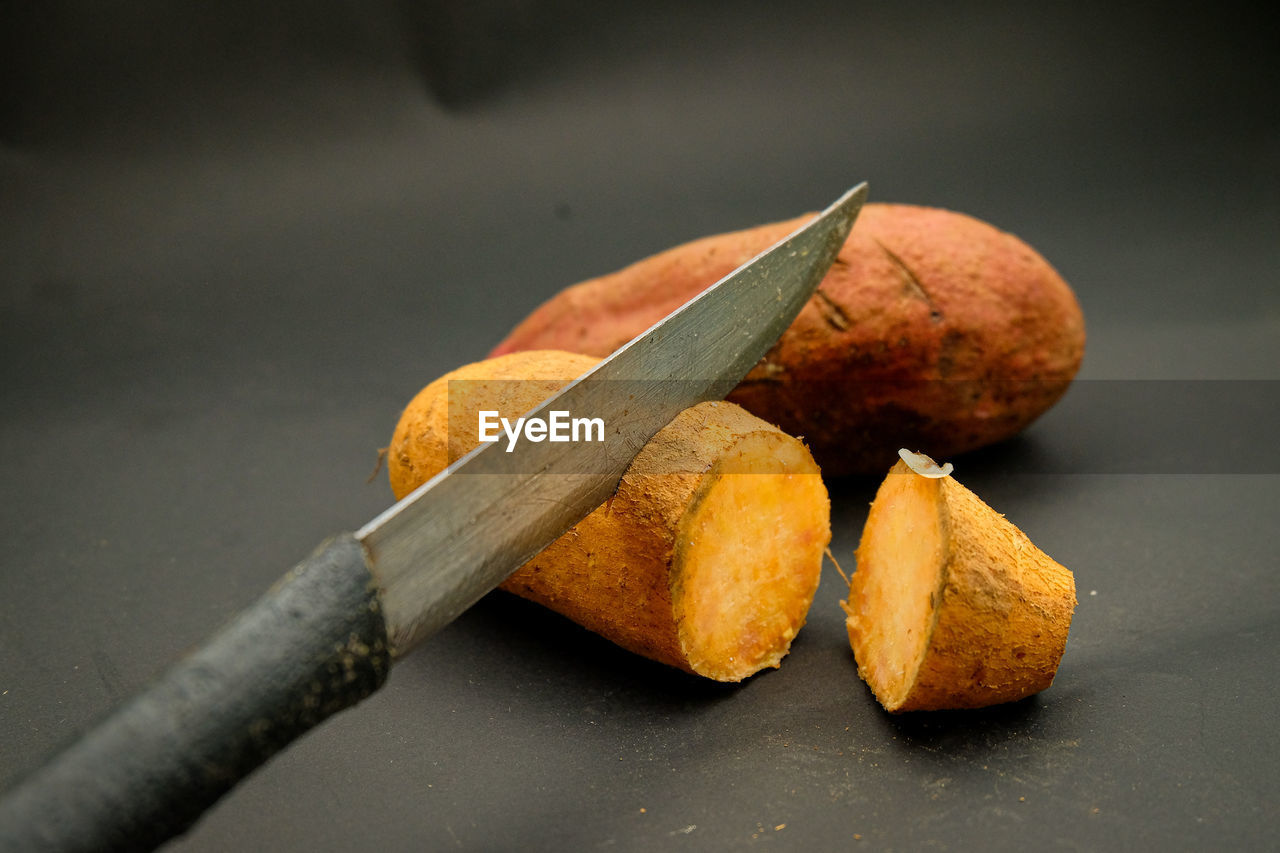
2, 1, 1277, 850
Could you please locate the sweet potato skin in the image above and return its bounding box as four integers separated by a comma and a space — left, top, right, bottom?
388, 350, 829, 681
901, 474, 1076, 710
491, 204, 1085, 475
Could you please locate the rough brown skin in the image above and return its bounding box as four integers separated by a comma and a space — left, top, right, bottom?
490, 203, 1086, 476
388, 350, 831, 682
844, 456, 1076, 712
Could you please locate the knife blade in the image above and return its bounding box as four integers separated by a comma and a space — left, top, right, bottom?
0, 183, 866, 852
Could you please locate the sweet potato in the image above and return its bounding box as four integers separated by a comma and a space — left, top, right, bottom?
491, 203, 1085, 476
843, 450, 1076, 711
389, 350, 831, 682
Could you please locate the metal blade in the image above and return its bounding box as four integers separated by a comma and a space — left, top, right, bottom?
359, 183, 867, 655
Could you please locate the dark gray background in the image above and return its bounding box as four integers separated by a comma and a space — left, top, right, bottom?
2, 1, 1277, 849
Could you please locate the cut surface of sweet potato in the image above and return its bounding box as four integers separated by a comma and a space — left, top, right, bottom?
673, 431, 829, 680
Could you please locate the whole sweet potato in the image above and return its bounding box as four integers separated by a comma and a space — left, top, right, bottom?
492, 204, 1085, 475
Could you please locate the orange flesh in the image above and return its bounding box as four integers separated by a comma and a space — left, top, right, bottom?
675, 433, 829, 681
847, 470, 946, 709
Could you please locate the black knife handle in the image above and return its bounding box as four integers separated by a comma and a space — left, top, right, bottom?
0, 533, 391, 853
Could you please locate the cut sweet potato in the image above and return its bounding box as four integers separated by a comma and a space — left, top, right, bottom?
389, 350, 830, 681
845, 451, 1076, 711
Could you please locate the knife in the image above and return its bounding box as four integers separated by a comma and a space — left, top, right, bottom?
0, 183, 867, 852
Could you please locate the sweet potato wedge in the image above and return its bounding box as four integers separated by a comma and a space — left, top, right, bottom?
844, 451, 1076, 711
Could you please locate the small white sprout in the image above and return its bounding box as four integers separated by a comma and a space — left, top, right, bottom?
898, 448, 954, 478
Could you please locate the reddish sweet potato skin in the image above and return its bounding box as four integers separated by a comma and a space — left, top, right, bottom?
491, 204, 1085, 476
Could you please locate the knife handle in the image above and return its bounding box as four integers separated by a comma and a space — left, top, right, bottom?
0, 533, 391, 853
